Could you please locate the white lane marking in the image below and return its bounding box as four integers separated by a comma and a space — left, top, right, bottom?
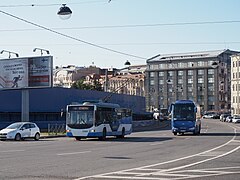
57, 151, 91, 156
161, 145, 240, 173
0, 150, 25, 153
75, 125, 239, 180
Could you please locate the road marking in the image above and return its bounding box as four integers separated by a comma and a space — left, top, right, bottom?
75, 125, 239, 180
0, 150, 25, 153
57, 151, 91, 156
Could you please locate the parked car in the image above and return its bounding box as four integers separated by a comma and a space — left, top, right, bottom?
0, 122, 40, 141
220, 114, 231, 122
225, 116, 233, 123
202, 113, 215, 119
232, 115, 240, 123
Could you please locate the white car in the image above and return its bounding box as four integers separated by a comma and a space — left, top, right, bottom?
202, 114, 214, 119
225, 116, 233, 123
232, 115, 240, 123
0, 122, 40, 141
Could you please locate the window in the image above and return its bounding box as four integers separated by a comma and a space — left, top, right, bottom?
198, 69, 204, 75
188, 79, 193, 83
178, 79, 183, 84
208, 69, 214, 75
159, 79, 164, 85
198, 78, 204, 83
168, 71, 174, 77
208, 78, 214, 83
159, 64, 165, 69
159, 71, 164, 76
178, 62, 184, 68
208, 84, 214, 91
178, 71, 183, 76
208, 96, 215, 102
188, 62, 194, 67
30, 123, 36, 128
188, 70, 193, 75
150, 72, 155, 77
150, 79, 154, 85
188, 86, 193, 92
197, 61, 205, 66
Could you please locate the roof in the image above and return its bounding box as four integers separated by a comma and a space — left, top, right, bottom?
147, 49, 239, 63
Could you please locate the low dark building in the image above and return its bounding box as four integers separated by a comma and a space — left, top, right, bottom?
0, 87, 145, 129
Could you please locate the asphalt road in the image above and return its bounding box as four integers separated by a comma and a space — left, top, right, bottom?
0, 119, 239, 180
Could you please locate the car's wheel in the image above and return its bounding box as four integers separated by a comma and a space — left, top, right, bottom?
34, 133, 40, 141
15, 133, 21, 141
173, 132, 177, 136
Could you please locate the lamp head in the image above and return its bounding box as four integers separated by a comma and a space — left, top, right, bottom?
57, 4, 72, 20
124, 60, 131, 66
211, 61, 218, 69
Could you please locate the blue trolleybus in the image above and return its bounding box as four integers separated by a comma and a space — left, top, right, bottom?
169, 100, 201, 135
66, 100, 132, 140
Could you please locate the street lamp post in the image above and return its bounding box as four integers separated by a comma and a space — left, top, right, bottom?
33, 48, 50, 56
0, 50, 19, 58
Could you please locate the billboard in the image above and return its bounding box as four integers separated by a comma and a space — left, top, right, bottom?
0, 56, 53, 89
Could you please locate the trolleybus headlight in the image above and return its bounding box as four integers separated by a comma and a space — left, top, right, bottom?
90, 129, 95, 132
66, 129, 71, 133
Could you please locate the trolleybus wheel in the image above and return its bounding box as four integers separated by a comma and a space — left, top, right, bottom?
99, 128, 106, 141
75, 137, 81, 141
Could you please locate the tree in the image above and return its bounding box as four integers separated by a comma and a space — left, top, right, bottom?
71, 79, 103, 91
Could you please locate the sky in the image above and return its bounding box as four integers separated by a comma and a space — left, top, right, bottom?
0, 0, 240, 69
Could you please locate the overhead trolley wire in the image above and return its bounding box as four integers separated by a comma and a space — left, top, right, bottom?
0, 9, 147, 60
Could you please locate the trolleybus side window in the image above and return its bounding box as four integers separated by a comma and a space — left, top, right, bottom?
95, 107, 116, 125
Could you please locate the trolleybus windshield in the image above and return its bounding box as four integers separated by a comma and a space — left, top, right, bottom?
67, 106, 94, 129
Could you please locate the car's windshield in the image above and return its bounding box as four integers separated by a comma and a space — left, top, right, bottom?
173, 104, 195, 120
6, 123, 22, 129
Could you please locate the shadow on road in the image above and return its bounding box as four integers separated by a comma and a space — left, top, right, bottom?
83, 136, 173, 143
200, 132, 240, 137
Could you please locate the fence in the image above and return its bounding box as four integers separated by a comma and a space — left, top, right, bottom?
47, 123, 66, 135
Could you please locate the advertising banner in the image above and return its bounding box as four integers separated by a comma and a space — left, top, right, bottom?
0, 56, 53, 89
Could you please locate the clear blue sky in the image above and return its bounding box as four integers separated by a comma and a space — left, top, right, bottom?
0, 0, 240, 68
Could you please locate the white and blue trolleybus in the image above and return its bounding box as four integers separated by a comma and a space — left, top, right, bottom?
169, 100, 201, 136
66, 100, 132, 140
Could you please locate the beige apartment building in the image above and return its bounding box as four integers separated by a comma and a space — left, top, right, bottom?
107, 65, 146, 96
231, 54, 240, 115
53, 65, 101, 88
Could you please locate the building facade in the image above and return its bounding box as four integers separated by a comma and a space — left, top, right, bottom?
231, 54, 240, 115
146, 49, 239, 112
107, 65, 146, 97
53, 65, 105, 88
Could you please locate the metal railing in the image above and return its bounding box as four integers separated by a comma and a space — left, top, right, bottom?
47, 123, 65, 135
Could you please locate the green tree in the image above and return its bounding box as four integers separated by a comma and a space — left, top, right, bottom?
71, 79, 103, 91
